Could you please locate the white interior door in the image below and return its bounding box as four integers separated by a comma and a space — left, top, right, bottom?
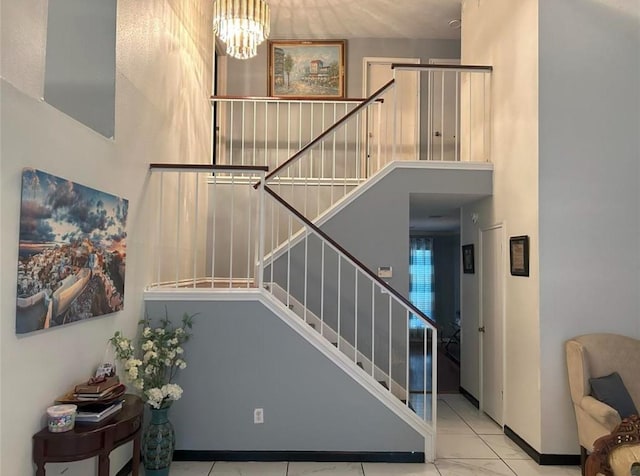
363, 57, 419, 176
480, 224, 505, 425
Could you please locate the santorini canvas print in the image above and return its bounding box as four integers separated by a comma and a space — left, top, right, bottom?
16, 168, 128, 334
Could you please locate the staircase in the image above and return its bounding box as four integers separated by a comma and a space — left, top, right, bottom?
143, 63, 493, 462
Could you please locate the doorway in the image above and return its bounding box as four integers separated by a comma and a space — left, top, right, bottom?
480, 224, 505, 425
408, 233, 462, 397
363, 57, 420, 176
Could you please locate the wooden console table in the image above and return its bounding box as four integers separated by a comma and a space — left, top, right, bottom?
33, 394, 143, 476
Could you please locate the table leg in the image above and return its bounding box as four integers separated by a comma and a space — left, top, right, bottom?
98, 452, 110, 476
34, 438, 46, 476
132, 431, 141, 476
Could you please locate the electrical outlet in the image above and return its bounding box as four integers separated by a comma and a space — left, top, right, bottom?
253, 408, 264, 424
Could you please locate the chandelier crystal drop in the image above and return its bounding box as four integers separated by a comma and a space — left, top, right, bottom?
213, 0, 271, 60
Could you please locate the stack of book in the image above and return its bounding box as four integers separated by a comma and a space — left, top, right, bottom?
75, 399, 124, 423
71, 376, 125, 423
73, 375, 122, 401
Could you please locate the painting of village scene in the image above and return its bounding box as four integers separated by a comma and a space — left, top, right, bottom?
268, 40, 345, 98
16, 168, 128, 334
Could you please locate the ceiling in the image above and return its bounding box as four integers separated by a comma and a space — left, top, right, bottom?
268, 0, 462, 40
410, 192, 485, 233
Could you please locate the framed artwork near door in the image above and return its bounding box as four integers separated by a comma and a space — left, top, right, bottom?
267, 40, 346, 98
509, 235, 530, 276
462, 244, 475, 274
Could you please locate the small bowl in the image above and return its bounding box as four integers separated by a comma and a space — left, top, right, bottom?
47, 404, 77, 432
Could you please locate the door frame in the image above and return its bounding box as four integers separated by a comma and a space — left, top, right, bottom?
362, 57, 420, 176
478, 222, 506, 426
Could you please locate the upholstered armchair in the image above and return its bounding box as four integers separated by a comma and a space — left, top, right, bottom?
565, 334, 640, 471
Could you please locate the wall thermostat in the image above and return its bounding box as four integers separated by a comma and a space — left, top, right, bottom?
377, 266, 392, 279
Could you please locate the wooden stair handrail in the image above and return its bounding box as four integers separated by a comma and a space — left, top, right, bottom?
149, 163, 269, 173
211, 95, 384, 103
391, 63, 493, 72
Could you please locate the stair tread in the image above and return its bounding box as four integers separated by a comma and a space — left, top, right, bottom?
378, 380, 389, 389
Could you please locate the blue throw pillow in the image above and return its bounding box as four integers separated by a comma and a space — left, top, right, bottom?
589, 372, 638, 419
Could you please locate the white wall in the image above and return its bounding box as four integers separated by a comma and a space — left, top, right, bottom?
538, 0, 640, 454
460, 0, 542, 450
43, 0, 117, 138
462, 0, 640, 456
0, 0, 213, 474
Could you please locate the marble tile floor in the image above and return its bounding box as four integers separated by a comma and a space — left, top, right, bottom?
144, 394, 581, 476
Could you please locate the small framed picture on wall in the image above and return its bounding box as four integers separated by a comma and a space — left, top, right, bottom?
462, 244, 475, 274
509, 235, 530, 277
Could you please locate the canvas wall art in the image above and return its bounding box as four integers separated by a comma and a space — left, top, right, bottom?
268, 40, 346, 98
16, 168, 128, 334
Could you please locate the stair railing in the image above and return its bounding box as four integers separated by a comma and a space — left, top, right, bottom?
260, 80, 395, 224
147, 164, 267, 289
211, 95, 376, 173
263, 185, 438, 429
390, 63, 493, 164
257, 65, 492, 263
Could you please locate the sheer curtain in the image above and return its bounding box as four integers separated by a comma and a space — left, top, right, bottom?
409, 237, 434, 329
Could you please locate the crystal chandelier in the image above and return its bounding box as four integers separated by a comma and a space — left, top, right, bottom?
213, 0, 271, 60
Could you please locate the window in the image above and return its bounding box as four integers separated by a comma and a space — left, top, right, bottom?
409, 237, 434, 329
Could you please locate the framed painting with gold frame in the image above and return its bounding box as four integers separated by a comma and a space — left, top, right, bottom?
268, 40, 346, 98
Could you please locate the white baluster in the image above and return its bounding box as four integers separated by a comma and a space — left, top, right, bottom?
320, 241, 325, 336
455, 71, 459, 162
286, 215, 292, 307
229, 173, 235, 288
246, 173, 252, 287
388, 295, 392, 391
241, 102, 246, 166
175, 172, 182, 287
354, 270, 358, 363
371, 281, 375, 378
210, 172, 217, 288
337, 256, 341, 352
303, 230, 308, 323
156, 172, 164, 287
405, 308, 409, 405
192, 173, 199, 288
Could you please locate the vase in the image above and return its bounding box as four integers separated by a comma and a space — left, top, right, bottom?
142, 402, 175, 476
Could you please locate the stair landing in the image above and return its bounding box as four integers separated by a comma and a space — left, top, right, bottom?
151, 278, 257, 290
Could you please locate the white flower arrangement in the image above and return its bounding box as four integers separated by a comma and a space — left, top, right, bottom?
110, 313, 195, 409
